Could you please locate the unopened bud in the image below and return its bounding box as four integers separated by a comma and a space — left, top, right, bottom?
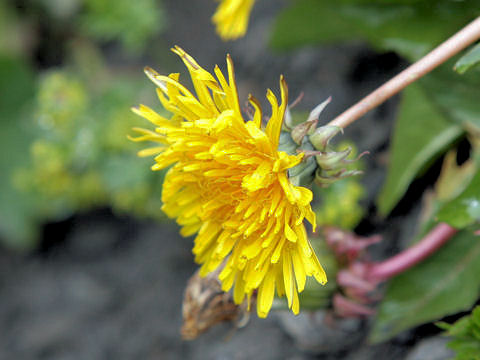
279, 95, 365, 190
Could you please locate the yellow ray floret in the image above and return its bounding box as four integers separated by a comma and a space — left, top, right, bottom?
132, 46, 327, 318
212, 0, 256, 40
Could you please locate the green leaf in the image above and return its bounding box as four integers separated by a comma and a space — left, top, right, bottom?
377, 84, 463, 215
0, 57, 38, 249
421, 66, 480, 134
369, 229, 480, 343
440, 306, 480, 360
80, 0, 165, 51
271, 0, 477, 61
434, 149, 478, 203
270, 0, 357, 51
455, 43, 480, 74
100, 154, 153, 192
436, 171, 480, 228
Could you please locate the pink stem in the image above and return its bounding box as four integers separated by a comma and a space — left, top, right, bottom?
328, 16, 480, 129
367, 223, 458, 282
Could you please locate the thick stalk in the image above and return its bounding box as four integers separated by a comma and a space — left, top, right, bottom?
328, 16, 480, 129
367, 223, 458, 282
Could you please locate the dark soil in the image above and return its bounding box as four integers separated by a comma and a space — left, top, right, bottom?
0, 211, 412, 360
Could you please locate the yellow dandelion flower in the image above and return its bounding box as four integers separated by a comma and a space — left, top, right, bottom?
212, 0, 255, 40
131, 46, 327, 318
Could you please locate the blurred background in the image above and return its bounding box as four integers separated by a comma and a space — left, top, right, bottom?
1, 0, 477, 359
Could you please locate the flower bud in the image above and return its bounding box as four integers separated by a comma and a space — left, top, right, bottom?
280, 97, 364, 190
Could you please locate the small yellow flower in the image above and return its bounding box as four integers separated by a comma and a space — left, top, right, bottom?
131, 46, 327, 318
212, 0, 255, 40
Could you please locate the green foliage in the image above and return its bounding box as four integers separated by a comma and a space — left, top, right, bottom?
271, 0, 356, 52
0, 1, 169, 249
80, 0, 165, 51
436, 169, 480, 228
421, 65, 480, 134
6, 57, 168, 248
35, 0, 80, 20
4, 0, 165, 53
0, 2, 25, 56
379, 63, 480, 217
272, 0, 477, 61
35, 71, 88, 137
24, 68, 165, 214
377, 84, 462, 215
0, 57, 38, 249
371, 143, 480, 343
369, 228, 480, 343
434, 147, 478, 205
381, 64, 480, 216
455, 43, 480, 75
439, 306, 480, 360
315, 178, 365, 229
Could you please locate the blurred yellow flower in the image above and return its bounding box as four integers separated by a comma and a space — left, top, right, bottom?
212, 0, 255, 40
131, 46, 327, 318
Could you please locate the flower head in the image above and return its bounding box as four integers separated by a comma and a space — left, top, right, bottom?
131, 46, 327, 318
212, 0, 255, 40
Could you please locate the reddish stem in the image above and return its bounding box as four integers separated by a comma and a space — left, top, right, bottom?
328, 16, 480, 129
367, 223, 458, 282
